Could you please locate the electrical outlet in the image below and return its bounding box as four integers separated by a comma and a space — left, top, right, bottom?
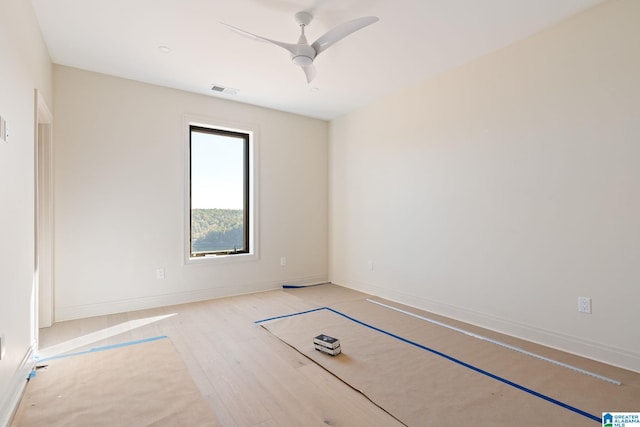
578, 296, 591, 314
155, 268, 165, 280
280, 257, 287, 267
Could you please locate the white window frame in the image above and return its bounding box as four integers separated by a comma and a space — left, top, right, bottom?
183, 115, 259, 264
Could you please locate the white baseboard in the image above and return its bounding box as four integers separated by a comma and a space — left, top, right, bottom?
55, 275, 328, 322
0, 343, 36, 427
338, 280, 640, 374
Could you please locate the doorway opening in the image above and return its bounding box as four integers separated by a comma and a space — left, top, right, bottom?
34, 89, 54, 338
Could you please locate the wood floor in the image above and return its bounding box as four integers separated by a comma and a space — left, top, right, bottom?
35, 284, 639, 426
37, 285, 405, 427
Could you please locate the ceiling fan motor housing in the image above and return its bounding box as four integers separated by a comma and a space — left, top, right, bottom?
292, 44, 316, 66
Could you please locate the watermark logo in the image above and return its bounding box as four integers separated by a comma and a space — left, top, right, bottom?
603, 412, 640, 427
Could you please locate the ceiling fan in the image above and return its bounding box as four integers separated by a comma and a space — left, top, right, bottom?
221, 11, 379, 83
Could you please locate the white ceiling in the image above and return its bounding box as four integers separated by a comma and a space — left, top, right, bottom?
31, 0, 605, 120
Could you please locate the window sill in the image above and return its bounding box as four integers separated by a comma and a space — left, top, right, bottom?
185, 252, 258, 265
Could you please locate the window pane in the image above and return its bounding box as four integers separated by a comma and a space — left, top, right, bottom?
190, 127, 247, 255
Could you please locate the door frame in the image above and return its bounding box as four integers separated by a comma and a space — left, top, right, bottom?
35, 89, 54, 330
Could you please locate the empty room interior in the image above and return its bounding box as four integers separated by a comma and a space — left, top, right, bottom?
1, 0, 639, 425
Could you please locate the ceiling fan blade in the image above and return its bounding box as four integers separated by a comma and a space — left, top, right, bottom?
311, 16, 378, 56
302, 63, 316, 83
221, 22, 298, 56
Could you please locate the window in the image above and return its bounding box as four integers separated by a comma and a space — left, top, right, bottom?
188, 123, 254, 259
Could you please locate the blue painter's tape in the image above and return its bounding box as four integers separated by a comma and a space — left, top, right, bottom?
256, 307, 601, 424
254, 307, 326, 324
282, 283, 329, 289
36, 335, 168, 363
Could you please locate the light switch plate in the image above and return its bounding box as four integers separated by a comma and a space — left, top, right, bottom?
0, 116, 7, 142
0, 334, 6, 360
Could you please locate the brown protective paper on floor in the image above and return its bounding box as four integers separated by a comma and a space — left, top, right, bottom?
261, 299, 640, 427
11, 338, 219, 427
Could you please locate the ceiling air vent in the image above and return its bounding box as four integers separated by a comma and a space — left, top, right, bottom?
211, 84, 238, 95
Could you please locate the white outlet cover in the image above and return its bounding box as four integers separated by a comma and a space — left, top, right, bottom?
578, 296, 592, 314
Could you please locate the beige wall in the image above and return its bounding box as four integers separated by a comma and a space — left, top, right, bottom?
329, 0, 640, 372
0, 0, 52, 421
53, 66, 328, 320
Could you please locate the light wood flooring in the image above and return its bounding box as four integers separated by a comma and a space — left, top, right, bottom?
37, 285, 404, 427
35, 284, 639, 426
